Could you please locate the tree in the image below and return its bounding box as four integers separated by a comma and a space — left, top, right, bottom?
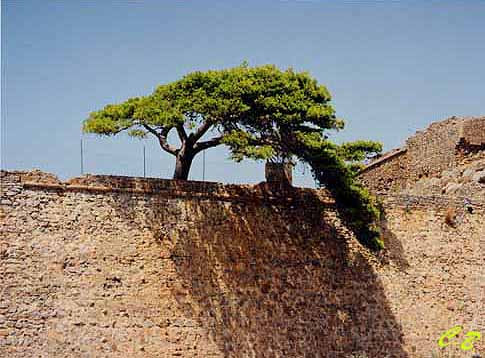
83, 63, 384, 250
83, 63, 344, 180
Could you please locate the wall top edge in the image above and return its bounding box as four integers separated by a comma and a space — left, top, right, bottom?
1, 169, 336, 205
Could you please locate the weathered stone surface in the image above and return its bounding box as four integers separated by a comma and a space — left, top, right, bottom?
0, 169, 483, 357
474, 170, 485, 184
360, 116, 485, 194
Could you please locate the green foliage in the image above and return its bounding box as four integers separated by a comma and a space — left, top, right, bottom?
83, 63, 342, 159
127, 129, 148, 138
289, 132, 384, 251
221, 130, 276, 162
337, 140, 382, 162
83, 63, 384, 250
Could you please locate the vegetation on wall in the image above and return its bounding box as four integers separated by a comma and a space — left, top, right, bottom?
290, 133, 384, 251
83, 63, 383, 250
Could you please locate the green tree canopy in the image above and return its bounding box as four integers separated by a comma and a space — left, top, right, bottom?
83, 63, 384, 250
83, 63, 349, 178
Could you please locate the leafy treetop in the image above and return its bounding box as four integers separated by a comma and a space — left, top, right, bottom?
83, 63, 383, 250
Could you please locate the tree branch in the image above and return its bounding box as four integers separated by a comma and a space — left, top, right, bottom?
189, 120, 212, 144
142, 124, 178, 155
176, 124, 188, 143
112, 124, 133, 135
194, 136, 223, 153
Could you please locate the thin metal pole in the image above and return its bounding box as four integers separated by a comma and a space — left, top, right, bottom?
143, 145, 146, 178
202, 150, 205, 181
80, 137, 84, 175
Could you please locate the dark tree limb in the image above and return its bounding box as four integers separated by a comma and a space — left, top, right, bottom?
189, 120, 212, 144
176, 124, 188, 143
112, 124, 133, 135
142, 124, 178, 155
194, 136, 223, 152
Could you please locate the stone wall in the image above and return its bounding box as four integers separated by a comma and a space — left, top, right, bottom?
461, 117, 485, 148
404, 117, 464, 179
359, 116, 485, 193
1, 170, 483, 357
376, 192, 484, 357
359, 149, 410, 192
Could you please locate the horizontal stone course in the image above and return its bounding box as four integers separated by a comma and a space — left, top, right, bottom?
3, 170, 335, 206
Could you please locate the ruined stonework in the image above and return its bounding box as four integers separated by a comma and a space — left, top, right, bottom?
1, 169, 483, 357
264, 162, 293, 186
461, 117, 485, 149
359, 116, 485, 193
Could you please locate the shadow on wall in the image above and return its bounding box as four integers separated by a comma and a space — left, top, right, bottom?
378, 209, 410, 272
114, 185, 410, 357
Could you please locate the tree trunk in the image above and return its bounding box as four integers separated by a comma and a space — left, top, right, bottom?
173, 152, 194, 180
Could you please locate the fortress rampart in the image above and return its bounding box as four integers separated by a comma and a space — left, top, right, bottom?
1, 169, 483, 357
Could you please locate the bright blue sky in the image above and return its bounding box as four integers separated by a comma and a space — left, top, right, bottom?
2, 1, 485, 186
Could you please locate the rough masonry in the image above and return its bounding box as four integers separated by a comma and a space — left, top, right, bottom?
1, 116, 484, 358
1, 165, 483, 357
359, 116, 485, 193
